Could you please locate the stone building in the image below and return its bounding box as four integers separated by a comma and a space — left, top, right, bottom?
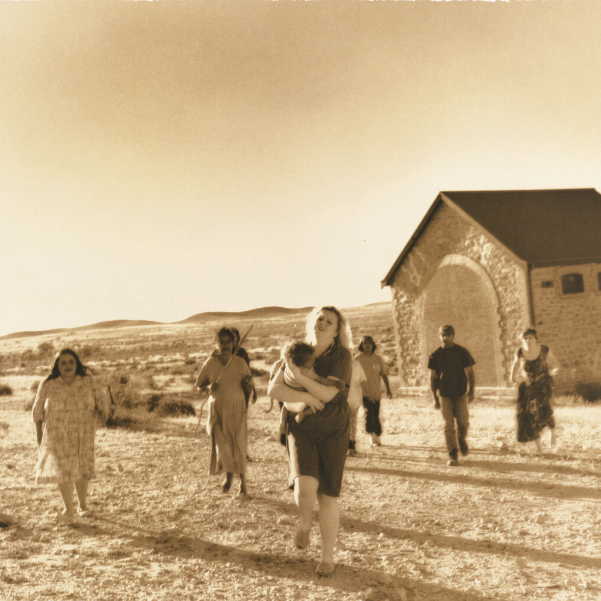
381, 189, 601, 395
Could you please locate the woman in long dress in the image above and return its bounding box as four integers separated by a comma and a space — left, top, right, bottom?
510, 328, 560, 454
32, 348, 109, 522
196, 327, 253, 495
268, 306, 353, 577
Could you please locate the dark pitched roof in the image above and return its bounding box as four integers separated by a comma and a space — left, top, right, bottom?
382, 188, 601, 287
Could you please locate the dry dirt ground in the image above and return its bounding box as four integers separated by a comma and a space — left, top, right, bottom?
2, 387, 601, 601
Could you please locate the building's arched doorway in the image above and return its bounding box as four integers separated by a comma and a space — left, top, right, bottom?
420, 259, 502, 387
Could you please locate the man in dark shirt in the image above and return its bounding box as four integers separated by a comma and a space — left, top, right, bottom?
428, 325, 475, 466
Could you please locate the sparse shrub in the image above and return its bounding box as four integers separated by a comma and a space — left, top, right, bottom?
250, 367, 268, 378
37, 342, 55, 357
78, 344, 97, 359
184, 358, 196, 366
0, 384, 13, 396
20, 350, 34, 363
575, 382, 601, 403
105, 371, 148, 428
147, 393, 162, 412
155, 397, 196, 417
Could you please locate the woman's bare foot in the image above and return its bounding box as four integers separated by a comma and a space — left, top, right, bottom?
238, 474, 248, 495
316, 561, 335, 576
221, 473, 233, 493
294, 527, 310, 549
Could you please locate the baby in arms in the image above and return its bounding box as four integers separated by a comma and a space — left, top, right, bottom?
279, 340, 345, 427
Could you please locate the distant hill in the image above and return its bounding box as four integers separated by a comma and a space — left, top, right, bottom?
0, 320, 163, 341
178, 306, 314, 324
0, 307, 316, 341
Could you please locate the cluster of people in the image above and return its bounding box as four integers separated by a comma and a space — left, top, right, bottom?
428, 324, 559, 466
31, 306, 560, 577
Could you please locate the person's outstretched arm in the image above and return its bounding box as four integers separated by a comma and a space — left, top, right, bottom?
381, 374, 392, 399
510, 353, 520, 383
465, 366, 475, 402
547, 349, 560, 376
429, 369, 440, 410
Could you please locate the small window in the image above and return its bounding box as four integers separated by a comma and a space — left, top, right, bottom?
541, 281, 554, 288
561, 273, 584, 294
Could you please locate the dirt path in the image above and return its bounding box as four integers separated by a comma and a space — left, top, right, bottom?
2, 397, 601, 601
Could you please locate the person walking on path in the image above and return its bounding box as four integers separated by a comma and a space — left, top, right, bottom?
268, 306, 353, 577
32, 348, 109, 522
355, 336, 392, 447
196, 327, 254, 495
510, 328, 560, 454
428, 325, 475, 466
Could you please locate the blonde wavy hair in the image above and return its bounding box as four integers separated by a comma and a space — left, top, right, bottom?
305, 306, 353, 351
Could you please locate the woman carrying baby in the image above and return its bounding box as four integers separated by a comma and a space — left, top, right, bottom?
268, 306, 352, 577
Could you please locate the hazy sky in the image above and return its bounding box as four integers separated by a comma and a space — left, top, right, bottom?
1, 1, 600, 337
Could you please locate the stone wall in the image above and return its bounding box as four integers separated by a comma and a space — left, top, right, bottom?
388, 201, 531, 391
531, 263, 601, 386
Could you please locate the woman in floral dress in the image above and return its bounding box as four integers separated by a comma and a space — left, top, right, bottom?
33, 348, 109, 521
510, 329, 560, 454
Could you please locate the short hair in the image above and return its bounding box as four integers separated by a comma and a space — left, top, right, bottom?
521, 328, 538, 340
215, 327, 236, 343
282, 340, 315, 367
305, 306, 353, 350
231, 327, 241, 344
47, 348, 88, 382
439, 325, 455, 335
358, 335, 377, 353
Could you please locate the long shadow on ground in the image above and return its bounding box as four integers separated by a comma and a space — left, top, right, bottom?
120, 527, 496, 601
378, 445, 601, 477
344, 463, 601, 501
252, 496, 601, 570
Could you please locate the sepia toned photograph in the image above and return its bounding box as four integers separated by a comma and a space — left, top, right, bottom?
1, 2, 600, 600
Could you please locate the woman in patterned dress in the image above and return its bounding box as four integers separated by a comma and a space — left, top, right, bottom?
196, 327, 254, 495
510, 329, 560, 454
268, 306, 353, 577
32, 348, 109, 522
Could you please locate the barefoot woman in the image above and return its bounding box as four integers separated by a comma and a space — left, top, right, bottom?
510, 328, 560, 454
33, 348, 109, 521
196, 327, 253, 494
268, 306, 352, 576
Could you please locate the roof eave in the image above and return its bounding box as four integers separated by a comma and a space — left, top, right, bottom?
381, 195, 443, 287
530, 257, 601, 268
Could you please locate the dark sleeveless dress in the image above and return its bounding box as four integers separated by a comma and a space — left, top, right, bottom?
516, 345, 556, 443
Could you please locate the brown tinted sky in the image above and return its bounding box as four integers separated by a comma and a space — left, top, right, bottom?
1, 1, 600, 336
